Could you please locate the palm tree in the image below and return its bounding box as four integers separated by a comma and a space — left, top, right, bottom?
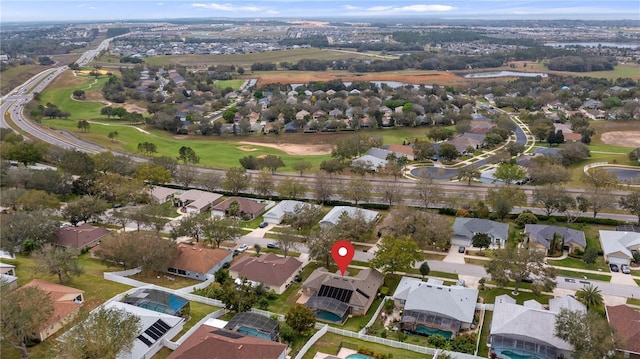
576, 284, 603, 310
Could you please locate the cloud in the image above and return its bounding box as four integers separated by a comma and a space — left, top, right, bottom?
192, 3, 262, 12
343, 5, 362, 10
157, 2, 163, 5
364, 4, 455, 13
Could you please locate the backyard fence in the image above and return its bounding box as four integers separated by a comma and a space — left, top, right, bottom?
294, 324, 329, 359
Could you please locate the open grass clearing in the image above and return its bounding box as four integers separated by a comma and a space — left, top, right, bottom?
300, 332, 433, 359
128, 271, 202, 289
214, 79, 245, 91
502, 61, 640, 80
477, 310, 493, 357
1, 64, 54, 96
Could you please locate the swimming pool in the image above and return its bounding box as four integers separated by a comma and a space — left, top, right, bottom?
317, 310, 342, 323
346, 354, 373, 359
500, 350, 540, 359
415, 325, 452, 339
236, 325, 272, 341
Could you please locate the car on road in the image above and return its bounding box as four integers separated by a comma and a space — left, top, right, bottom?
609, 263, 620, 272
258, 222, 269, 228
236, 244, 249, 252
266, 243, 280, 249
621, 264, 631, 274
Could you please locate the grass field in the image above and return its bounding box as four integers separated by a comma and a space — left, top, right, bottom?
1, 64, 53, 96
39, 73, 109, 120
504, 61, 640, 80
214, 79, 245, 90
300, 332, 433, 359
142, 48, 378, 68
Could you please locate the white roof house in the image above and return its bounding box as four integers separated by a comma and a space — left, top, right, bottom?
393, 277, 478, 326
490, 295, 585, 359
149, 186, 181, 205
319, 206, 379, 228
453, 218, 509, 246
351, 155, 387, 171
262, 200, 320, 225
102, 301, 184, 359
599, 230, 640, 265
177, 190, 223, 214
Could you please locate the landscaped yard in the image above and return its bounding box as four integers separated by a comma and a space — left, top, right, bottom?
128, 271, 203, 289
300, 332, 433, 359
479, 287, 553, 305
477, 310, 492, 357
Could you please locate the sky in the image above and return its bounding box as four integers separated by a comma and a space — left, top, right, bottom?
1, 0, 638, 22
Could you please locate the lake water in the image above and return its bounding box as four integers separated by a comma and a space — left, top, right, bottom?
544, 42, 639, 49
464, 71, 548, 78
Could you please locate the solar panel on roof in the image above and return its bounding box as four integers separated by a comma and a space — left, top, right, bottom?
318, 285, 353, 303
144, 319, 170, 341
137, 335, 152, 347
213, 329, 243, 339
156, 319, 170, 331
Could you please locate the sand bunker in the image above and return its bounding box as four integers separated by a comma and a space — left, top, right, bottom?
600, 131, 640, 147
238, 145, 258, 152
238, 141, 332, 156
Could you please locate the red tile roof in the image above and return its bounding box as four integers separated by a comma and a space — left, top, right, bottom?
22, 279, 84, 333
55, 224, 110, 249
213, 197, 266, 217
606, 305, 640, 354
167, 325, 286, 359
169, 243, 231, 274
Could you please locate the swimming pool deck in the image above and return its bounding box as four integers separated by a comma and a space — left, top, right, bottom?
313, 348, 358, 359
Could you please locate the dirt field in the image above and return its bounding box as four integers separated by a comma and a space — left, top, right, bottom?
600, 131, 640, 147
251, 70, 467, 87
238, 141, 332, 155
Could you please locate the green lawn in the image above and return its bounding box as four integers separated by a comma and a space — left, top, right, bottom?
214, 79, 245, 91
39, 76, 110, 120
549, 256, 608, 272
300, 332, 433, 359
479, 287, 553, 305
477, 310, 492, 357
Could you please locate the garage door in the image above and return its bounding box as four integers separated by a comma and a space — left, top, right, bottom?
607, 256, 629, 265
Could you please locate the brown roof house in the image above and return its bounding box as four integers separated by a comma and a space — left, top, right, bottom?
167, 324, 286, 359
22, 279, 84, 341
55, 223, 110, 249
524, 224, 586, 254
302, 267, 383, 324
168, 243, 233, 281
229, 253, 303, 294
212, 197, 266, 220
176, 189, 223, 214
606, 304, 640, 358
383, 144, 415, 161
150, 186, 181, 205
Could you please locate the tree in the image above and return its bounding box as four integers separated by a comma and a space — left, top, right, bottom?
319, 158, 345, 177
202, 216, 242, 249
133, 163, 172, 186
371, 236, 423, 275
438, 143, 459, 162
58, 306, 141, 359
277, 177, 308, 200
177, 146, 200, 164
63, 196, 108, 225
254, 243, 261, 256
33, 244, 84, 284
59, 149, 95, 176
6, 142, 47, 166
285, 304, 316, 335
629, 147, 640, 164
620, 190, 640, 225
342, 178, 371, 206
307, 227, 337, 268
292, 160, 312, 175
314, 173, 333, 204
486, 186, 526, 220
334, 209, 376, 243
419, 261, 430, 279
77, 120, 91, 132
0, 211, 60, 253
457, 165, 480, 186
100, 106, 113, 118
96, 232, 176, 272
1, 286, 54, 358
583, 247, 599, 265
260, 154, 285, 173
378, 180, 402, 206
557, 194, 589, 225
575, 284, 604, 310
582, 168, 617, 218
533, 185, 564, 216
175, 163, 198, 188
555, 309, 618, 359
471, 233, 492, 250
223, 167, 251, 195
286, 203, 322, 230
16, 189, 60, 211
414, 177, 442, 209
276, 226, 299, 258
253, 170, 274, 197
559, 142, 590, 166
484, 247, 556, 295
137, 142, 157, 155
493, 163, 526, 185
107, 131, 119, 142
174, 213, 208, 242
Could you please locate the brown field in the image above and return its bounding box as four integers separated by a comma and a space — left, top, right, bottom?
251, 70, 466, 87
600, 131, 640, 147
238, 141, 332, 156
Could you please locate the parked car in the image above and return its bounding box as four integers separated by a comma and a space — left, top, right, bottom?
609, 263, 620, 272
236, 244, 249, 252
458, 246, 466, 254
621, 264, 631, 274
266, 243, 280, 249
258, 222, 269, 228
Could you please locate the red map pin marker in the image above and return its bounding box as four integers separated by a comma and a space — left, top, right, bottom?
331, 240, 355, 277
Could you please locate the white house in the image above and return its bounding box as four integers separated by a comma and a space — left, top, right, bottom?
319, 206, 379, 228
262, 200, 320, 224
599, 230, 640, 266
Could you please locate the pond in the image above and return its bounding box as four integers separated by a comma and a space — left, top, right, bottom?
463, 71, 548, 78
544, 42, 639, 49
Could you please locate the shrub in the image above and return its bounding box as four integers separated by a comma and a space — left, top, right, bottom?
515, 212, 538, 228
427, 334, 450, 349
583, 247, 598, 264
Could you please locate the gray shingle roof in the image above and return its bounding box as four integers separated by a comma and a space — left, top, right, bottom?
262, 200, 319, 223
453, 218, 509, 242
525, 224, 586, 249
319, 206, 379, 227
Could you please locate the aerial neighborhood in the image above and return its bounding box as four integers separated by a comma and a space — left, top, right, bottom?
1, 6, 640, 359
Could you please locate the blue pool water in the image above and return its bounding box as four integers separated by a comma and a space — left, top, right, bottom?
415, 325, 453, 339
346, 355, 373, 359
501, 350, 540, 359
168, 295, 187, 312
317, 310, 342, 322
236, 325, 271, 341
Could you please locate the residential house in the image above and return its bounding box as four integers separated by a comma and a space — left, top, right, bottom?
150, 186, 181, 205
350, 155, 387, 171
393, 277, 478, 339
583, 108, 606, 120
167, 324, 286, 359
102, 300, 184, 359
0, 262, 15, 276
296, 110, 310, 120
383, 144, 415, 161
22, 279, 84, 341
176, 190, 223, 214
303, 268, 384, 323
224, 312, 281, 342
211, 197, 266, 220
606, 305, 640, 359
452, 218, 509, 247
0, 262, 18, 290
525, 224, 586, 254
446, 136, 483, 154
168, 243, 234, 281
229, 253, 303, 294
489, 295, 585, 359
284, 122, 300, 133
599, 230, 640, 266
262, 200, 320, 225
319, 206, 380, 228
54, 224, 110, 249
563, 132, 582, 142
